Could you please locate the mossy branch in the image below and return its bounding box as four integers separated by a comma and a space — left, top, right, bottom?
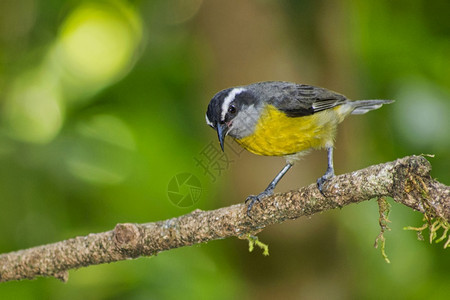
0, 155, 449, 283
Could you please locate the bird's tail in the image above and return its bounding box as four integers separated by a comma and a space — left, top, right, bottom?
350, 99, 394, 115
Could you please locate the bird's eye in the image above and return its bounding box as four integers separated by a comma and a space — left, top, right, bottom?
228, 104, 237, 114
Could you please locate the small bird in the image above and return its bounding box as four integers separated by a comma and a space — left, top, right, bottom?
205, 81, 393, 216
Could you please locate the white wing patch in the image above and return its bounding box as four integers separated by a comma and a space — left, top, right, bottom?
221, 88, 246, 121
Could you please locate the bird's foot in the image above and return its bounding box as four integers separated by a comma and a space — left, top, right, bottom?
245, 188, 274, 218
317, 172, 335, 196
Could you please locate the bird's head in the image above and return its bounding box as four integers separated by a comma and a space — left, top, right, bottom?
205, 87, 260, 151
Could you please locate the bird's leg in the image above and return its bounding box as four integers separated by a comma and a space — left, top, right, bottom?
317, 146, 335, 194
246, 163, 292, 217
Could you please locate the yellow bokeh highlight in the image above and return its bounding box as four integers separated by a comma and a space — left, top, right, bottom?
57, 1, 142, 86
3, 0, 143, 144
4, 69, 64, 144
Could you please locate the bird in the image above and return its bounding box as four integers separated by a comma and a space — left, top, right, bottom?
205, 81, 393, 216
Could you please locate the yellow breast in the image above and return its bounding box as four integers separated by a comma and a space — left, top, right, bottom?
235, 105, 343, 156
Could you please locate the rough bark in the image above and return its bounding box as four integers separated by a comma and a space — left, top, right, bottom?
0, 155, 448, 283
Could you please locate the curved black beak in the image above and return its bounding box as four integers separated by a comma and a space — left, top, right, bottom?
216, 122, 228, 152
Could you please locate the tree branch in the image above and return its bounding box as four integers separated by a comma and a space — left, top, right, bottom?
1, 155, 448, 283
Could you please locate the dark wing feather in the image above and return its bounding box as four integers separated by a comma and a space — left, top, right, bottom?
256, 82, 348, 117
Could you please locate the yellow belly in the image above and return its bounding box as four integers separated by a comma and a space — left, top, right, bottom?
235, 105, 343, 156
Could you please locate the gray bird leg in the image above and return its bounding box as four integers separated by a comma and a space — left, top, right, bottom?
317, 146, 335, 194
246, 163, 292, 217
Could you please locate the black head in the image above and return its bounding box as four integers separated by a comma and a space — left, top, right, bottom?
205, 87, 256, 151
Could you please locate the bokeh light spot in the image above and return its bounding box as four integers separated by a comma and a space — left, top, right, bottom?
58, 3, 142, 85
77, 114, 136, 151
66, 114, 136, 185
393, 79, 450, 148
3, 1, 143, 144
3, 69, 63, 144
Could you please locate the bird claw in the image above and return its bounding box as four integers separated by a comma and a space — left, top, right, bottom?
317, 173, 334, 196
245, 195, 262, 218
245, 189, 273, 218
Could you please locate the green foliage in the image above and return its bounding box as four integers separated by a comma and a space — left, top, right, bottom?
0, 0, 449, 299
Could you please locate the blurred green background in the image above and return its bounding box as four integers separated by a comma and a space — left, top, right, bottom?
0, 0, 449, 299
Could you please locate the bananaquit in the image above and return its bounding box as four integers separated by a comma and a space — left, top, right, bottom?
205, 81, 393, 215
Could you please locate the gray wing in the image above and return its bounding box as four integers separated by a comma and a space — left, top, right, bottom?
250, 82, 348, 117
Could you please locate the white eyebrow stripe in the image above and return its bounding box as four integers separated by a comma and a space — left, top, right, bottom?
205, 113, 214, 127
221, 88, 246, 121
